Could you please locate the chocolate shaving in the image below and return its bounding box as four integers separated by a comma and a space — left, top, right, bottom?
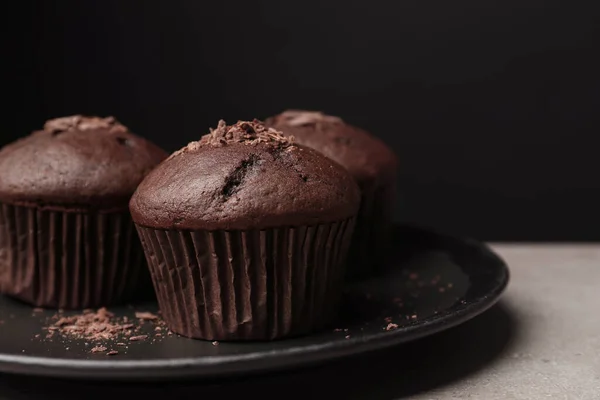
90, 345, 107, 353
44, 115, 128, 135
129, 335, 148, 342
277, 110, 343, 127
170, 120, 294, 159
107, 350, 119, 356
135, 311, 158, 321
385, 323, 399, 331
44, 308, 137, 342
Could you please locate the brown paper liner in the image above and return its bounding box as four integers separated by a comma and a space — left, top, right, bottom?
0, 203, 148, 309
136, 218, 355, 341
345, 180, 396, 280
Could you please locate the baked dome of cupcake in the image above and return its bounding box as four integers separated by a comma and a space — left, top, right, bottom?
130, 120, 360, 341
265, 110, 399, 279
0, 115, 166, 211
130, 120, 360, 230
0, 115, 167, 309
266, 110, 397, 184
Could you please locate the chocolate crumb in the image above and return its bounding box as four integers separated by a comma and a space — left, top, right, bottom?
116, 342, 126, 346
44, 115, 127, 135
411, 314, 418, 319
107, 350, 119, 356
386, 323, 399, 331
278, 110, 344, 127
155, 333, 162, 337
91, 346, 107, 353
34, 334, 40, 338
129, 335, 148, 342
212, 341, 219, 346
345, 335, 351, 339
154, 326, 162, 332
172, 120, 294, 159
135, 311, 158, 321
41, 307, 145, 343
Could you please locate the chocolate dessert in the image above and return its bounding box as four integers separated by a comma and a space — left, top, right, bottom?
0, 115, 167, 308
130, 120, 360, 340
266, 110, 399, 279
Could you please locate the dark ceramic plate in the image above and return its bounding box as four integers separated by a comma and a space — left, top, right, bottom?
0, 225, 508, 381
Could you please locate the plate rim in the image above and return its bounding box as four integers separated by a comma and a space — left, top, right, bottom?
0, 226, 509, 380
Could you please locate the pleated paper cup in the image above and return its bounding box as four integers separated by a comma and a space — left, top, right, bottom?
136, 218, 356, 341
0, 203, 149, 309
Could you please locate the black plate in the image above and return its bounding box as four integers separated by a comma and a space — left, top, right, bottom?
0, 225, 508, 381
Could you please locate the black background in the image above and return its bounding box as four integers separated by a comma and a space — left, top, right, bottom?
4, 1, 600, 241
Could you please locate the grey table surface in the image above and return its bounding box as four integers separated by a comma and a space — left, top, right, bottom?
1, 244, 599, 399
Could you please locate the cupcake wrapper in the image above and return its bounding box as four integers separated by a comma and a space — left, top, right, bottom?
0, 203, 147, 309
136, 218, 355, 341
345, 181, 396, 280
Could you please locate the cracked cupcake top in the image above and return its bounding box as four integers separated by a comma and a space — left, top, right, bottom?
129, 120, 360, 230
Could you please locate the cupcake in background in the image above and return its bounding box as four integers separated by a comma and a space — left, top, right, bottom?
266, 110, 399, 280
130, 120, 360, 341
0, 115, 167, 309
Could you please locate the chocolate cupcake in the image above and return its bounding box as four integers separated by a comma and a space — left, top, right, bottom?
266, 110, 398, 280
0, 115, 167, 309
130, 120, 360, 341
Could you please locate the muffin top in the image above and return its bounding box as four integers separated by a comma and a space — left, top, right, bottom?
0, 115, 167, 211
130, 120, 361, 230
265, 110, 398, 186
